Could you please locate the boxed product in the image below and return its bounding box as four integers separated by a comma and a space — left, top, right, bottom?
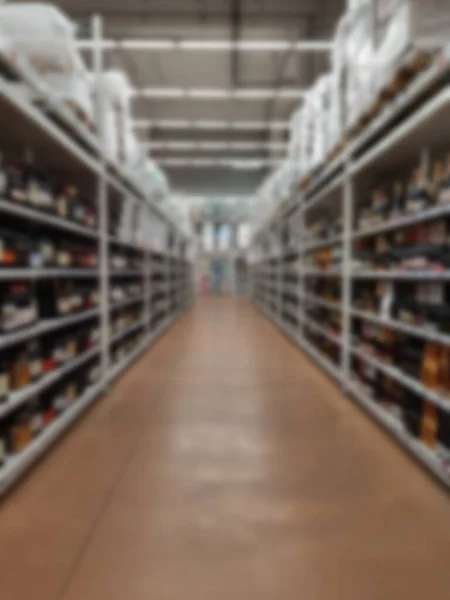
374, 0, 450, 96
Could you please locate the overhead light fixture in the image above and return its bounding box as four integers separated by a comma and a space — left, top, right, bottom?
156, 157, 280, 169
144, 141, 286, 151
131, 87, 305, 100
77, 39, 332, 53
133, 119, 289, 130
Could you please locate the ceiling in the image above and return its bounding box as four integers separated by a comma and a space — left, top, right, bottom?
14, 0, 345, 195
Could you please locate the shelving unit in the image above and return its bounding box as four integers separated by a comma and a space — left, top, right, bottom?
249, 47, 450, 488
0, 16, 193, 497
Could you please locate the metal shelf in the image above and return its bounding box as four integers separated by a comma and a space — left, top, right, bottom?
0, 345, 100, 420
301, 293, 341, 311
303, 268, 341, 277
351, 308, 450, 346
352, 270, 450, 281
0, 198, 98, 239
351, 346, 450, 412
0, 309, 99, 352
302, 316, 342, 346
303, 234, 343, 252
250, 67, 450, 487
348, 380, 450, 486
0, 268, 98, 280
110, 319, 145, 346
352, 204, 450, 240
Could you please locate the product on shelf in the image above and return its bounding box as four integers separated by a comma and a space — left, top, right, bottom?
0, 282, 37, 333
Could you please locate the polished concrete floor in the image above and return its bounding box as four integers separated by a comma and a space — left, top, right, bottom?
0, 297, 449, 600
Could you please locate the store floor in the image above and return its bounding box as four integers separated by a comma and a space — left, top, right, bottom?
1, 297, 450, 600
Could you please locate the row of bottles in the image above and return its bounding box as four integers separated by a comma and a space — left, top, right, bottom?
356, 153, 450, 231
0, 225, 98, 269
306, 278, 341, 303
353, 280, 450, 335
305, 215, 342, 242
305, 328, 341, 367
353, 360, 450, 459
353, 320, 450, 395
0, 358, 100, 468
0, 280, 101, 333
353, 217, 450, 272
0, 158, 98, 229
0, 320, 99, 404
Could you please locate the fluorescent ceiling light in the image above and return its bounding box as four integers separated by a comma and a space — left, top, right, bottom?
133, 119, 289, 130
157, 157, 279, 169
77, 39, 332, 52
144, 141, 286, 151
132, 87, 305, 100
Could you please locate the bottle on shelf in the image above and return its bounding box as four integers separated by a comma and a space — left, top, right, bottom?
436, 154, 450, 205
5, 164, 26, 204
0, 354, 9, 404
420, 343, 441, 390
405, 166, 432, 213
25, 166, 55, 214
8, 408, 32, 453
0, 282, 37, 333
420, 401, 438, 448
27, 339, 42, 382
28, 398, 43, 438
389, 181, 405, 220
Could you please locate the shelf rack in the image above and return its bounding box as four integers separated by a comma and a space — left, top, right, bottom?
249, 47, 450, 488
0, 15, 193, 497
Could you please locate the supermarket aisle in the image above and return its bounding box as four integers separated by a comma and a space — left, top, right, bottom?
0, 297, 450, 600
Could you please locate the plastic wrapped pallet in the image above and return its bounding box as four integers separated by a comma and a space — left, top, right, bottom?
374, 0, 450, 96
299, 100, 314, 182
327, 29, 346, 157
0, 3, 79, 74
287, 108, 303, 178
0, 3, 93, 123
92, 69, 133, 163
343, 1, 377, 131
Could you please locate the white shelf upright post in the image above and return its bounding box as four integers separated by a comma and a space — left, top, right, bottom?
92, 15, 111, 384
341, 149, 353, 391
297, 196, 306, 344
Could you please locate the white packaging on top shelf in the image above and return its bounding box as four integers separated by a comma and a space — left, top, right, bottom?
303, 75, 331, 174
374, 0, 450, 95
327, 31, 345, 153
44, 67, 93, 122
93, 69, 133, 163
299, 99, 314, 179
343, 1, 377, 130
0, 3, 78, 74
288, 108, 302, 163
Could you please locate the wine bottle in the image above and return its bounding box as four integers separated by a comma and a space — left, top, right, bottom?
0, 282, 37, 333
25, 166, 55, 213
420, 343, 441, 390
405, 166, 431, 213
5, 164, 26, 204
420, 402, 438, 448
9, 409, 32, 453
437, 153, 450, 205
389, 181, 405, 219
0, 355, 9, 403
27, 340, 42, 382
